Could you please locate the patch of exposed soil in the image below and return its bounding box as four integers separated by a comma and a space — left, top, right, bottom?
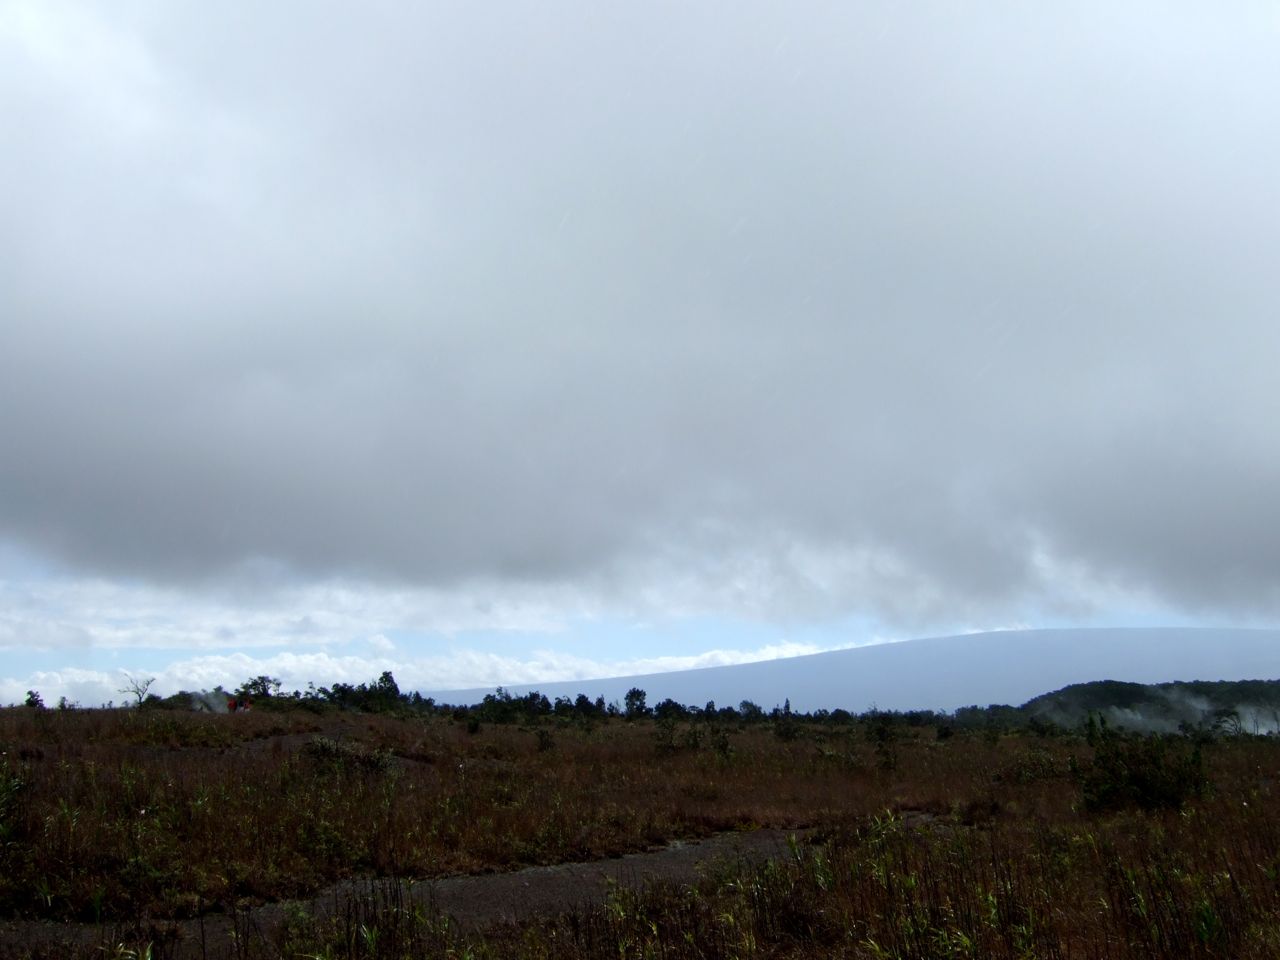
0, 829, 806, 959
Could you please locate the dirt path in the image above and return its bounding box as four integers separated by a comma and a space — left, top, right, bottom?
415, 828, 800, 930
0, 829, 806, 959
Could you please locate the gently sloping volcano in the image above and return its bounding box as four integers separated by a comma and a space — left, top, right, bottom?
427, 628, 1280, 713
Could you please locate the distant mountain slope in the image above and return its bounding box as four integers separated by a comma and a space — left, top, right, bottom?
1023, 678, 1280, 733
427, 627, 1280, 713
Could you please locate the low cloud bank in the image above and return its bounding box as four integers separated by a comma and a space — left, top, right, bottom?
0, 639, 858, 708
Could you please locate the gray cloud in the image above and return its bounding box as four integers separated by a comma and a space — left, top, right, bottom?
2, 1, 1279, 628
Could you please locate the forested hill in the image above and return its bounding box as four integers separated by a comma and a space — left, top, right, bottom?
1022, 679, 1280, 734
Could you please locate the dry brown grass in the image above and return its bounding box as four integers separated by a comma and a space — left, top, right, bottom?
3, 705, 1280, 957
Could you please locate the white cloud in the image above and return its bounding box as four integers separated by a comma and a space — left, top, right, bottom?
366, 633, 396, 654
0, 637, 882, 707
3, 1, 1278, 679
0, 0, 164, 141
0, 666, 123, 708
0, 567, 589, 652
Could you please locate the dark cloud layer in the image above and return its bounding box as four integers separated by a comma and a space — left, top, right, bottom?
3, 1, 1279, 627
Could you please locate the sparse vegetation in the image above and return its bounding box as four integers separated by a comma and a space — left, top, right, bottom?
1, 676, 1279, 957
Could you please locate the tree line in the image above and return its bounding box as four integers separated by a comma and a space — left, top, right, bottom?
27, 671, 1277, 739
65, 670, 1035, 733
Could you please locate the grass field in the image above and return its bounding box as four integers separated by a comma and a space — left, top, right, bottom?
2, 701, 1279, 957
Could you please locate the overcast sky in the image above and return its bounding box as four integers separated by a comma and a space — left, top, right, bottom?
2, 1, 1278, 704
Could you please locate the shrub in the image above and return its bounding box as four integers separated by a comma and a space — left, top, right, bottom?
996, 747, 1061, 785
303, 736, 393, 772
0, 757, 25, 846
652, 716, 678, 754
1076, 718, 1208, 811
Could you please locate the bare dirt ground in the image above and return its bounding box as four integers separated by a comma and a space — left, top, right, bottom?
0, 828, 805, 959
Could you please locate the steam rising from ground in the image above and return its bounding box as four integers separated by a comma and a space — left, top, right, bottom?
188, 691, 229, 714
1027, 682, 1280, 735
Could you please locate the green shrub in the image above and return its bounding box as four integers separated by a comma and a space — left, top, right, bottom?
1076, 717, 1207, 812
